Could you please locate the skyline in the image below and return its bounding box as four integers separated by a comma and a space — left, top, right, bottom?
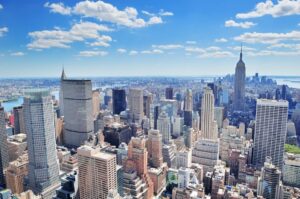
1, 0, 300, 77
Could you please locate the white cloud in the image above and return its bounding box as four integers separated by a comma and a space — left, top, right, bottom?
117, 48, 127, 53
10, 52, 25, 56
27, 21, 113, 50
185, 46, 234, 58
236, 0, 300, 19
142, 10, 155, 17
229, 46, 256, 51
0, 4, 3, 10
159, 9, 174, 16
225, 20, 256, 29
215, 38, 228, 43
129, 50, 138, 55
246, 50, 300, 56
141, 49, 164, 54
0, 27, 8, 37
79, 50, 108, 57
206, 46, 221, 51
186, 41, 197, 45
90, 35, 112, 47
44, 2, 71, 15
185, 47, 206, 53
267, 43, 300, 49
73, 1, 166, 28
148, 16, 163, 25
152, 44, 183, 50
234, 31, 300, 44
198, 51, 234, 58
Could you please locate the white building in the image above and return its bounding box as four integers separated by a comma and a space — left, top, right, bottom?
157, 111, 171, 144
253, 99, 288, 169
201, 87, 217, 140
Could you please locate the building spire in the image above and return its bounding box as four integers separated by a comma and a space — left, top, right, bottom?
240, 43, 243, 60
61, 65, 66, 80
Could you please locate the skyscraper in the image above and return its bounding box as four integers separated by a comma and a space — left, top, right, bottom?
253, 99, 288, 169
234, 47, 246, 111
112, 89, 126, 115
59, 68, 67, 116
148, 129, 163, 168
157, 111, 171, 144
143, 91, 153, 118
77, 145, 117, 199
92, 89, 100, 118
128, 88, 144, 122
257, 157, 281, 199
184, 89, 193, 112
13, 106, 25, 134
62, 79, 94, 148
23, 89, 60, 198
165, 87, 173, 100
124, 137, 154, 198
201, 87, 217, 140
0, 106, 9, 187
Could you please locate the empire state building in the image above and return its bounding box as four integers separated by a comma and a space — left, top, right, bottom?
234, 47, 246, 111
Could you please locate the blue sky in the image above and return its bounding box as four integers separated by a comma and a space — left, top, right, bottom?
1, 0, 300, 77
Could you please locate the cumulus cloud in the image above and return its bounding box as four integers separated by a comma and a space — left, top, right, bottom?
228, 46, 257, 51
236, 0, 300, 19
117, 48, 127, 53
159, 9, 174, 16
267, 43, 300, 49
44, 2, 71, 15
10, 52, 25, 56
186, 41, 197, 45
185, 46, 234, 58
0, 27, 8, 37
90, 35, 112, 47
234, 31, 300, 44
152, 44, 183, 50
78, 50, 108, 57
0, 4, 3, 10
225, 20, 256, 29
247, 50, 300, 56
27, 21, 113, 50
215, 38, 228, 43
72, 1, 167, 28
141, 49, 164, 54
129, 50, 138, 55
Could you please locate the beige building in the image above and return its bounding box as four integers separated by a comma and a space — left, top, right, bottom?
78, 145, 117, 199
7, 133, 27, 162
5, 153, 28, 194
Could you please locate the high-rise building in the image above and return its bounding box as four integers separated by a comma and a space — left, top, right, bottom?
184, 89, 193, 112
165, 87, 173, 100
147, 129, 163, 168
143, 91, 153, 118
253, 99, 288, 169
157, 111, 171, 144
128, 88, 144, 122
78, 145, 117, 199
201, 87, 217, 140
283, 153, 300, 188
192, 139, 219, 173
62, 79, 94, 148
92, 89, 100, 118
59, 68, 67, 116
123, 137, 153, 198
13, 106, 25, 134
257, 157, 281, 199
112, 89, 126, 115
0, 106, 9, 187
234, 47, 246, 111
5, 154, 28, 194
23, 89, 60, 198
